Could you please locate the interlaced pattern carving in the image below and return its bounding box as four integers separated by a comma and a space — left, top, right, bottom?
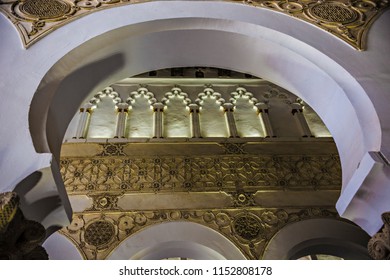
61, 154, 341, 194
60, 207, 339, 259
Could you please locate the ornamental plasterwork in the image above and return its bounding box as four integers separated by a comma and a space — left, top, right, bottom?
368, 212, 390, 259
60, 153, 341, 194
88, 87, 122, 106
0, 1, 388, 49
247, 0, 390, 50
60, 207, 339, 259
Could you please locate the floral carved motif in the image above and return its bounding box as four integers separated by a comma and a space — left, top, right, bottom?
87, 193, 122, 211
233, 213, 263, 240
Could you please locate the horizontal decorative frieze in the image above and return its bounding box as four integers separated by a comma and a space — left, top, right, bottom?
61, 153, 341, 194
60, 207, 339, 259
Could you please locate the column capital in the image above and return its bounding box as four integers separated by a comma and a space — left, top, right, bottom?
0, 192, 48, 259
116, 103, 130, 112
188, 104, 200, 113
0, 192, 19, 234
223, 103, 235, 112
255, 102, 269, 113
152, 102, 165, 111
291, 102, 303, 114
368, 211, 390, 260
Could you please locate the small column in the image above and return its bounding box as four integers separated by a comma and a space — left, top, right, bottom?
189, 104, 201, 138
223, 103, 239, 138
74, 103, 94, 139
153, 103, 164, 138
114, 103, 129, 138
368, 212, 390, 260
255, 102, 275, 137
291, 102, 313, 137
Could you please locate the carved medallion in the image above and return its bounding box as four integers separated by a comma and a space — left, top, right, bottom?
20, 0, 71, 19
84, 220, 115, 247
59, 208, 339, 260
233, 213, 263, 240
99, 143, 126, 156
309, 2, 358, 24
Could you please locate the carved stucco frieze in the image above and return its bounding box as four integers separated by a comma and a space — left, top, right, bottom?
60, 153, 341, 194
60, 207, 339, 259
0, 0, 388, 49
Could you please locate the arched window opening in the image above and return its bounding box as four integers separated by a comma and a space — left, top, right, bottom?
126, 88, 155, 138
162, 87, 191, 138
197, 88, 228, 138
87, 87, 121, 138
230, 87, 264, 137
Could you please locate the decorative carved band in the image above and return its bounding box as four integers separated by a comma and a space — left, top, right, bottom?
0, 0, 388, 49
60, 207, 339, 260
60, 154, 341, 194
368, 212, 390, 260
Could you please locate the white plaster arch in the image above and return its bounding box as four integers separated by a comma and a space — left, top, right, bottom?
0, 1, 389, 235
263, 218, 371, 260
42, 232, 84, 260
107, 221, 246, 260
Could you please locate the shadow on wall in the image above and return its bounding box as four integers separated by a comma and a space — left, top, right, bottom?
14, 171, 64, 236
13, 163, 73, 237
29, 53, 126, 158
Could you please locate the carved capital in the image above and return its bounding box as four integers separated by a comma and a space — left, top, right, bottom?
0, 192, 19, 234
0, 192, 48, 260
368, 212, 390, 260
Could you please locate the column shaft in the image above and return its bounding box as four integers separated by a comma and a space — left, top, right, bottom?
115, 103, 129, 138
291, 103, 313, 137
223, 103, 239, 138
74, 104, 93, 139
153, 103, 164, 138
255, 103, 275, 137
189, 104, 201, 138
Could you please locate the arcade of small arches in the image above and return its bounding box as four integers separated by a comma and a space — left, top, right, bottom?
42, 69, 376, 260
1, 1, 390, 261
64, 70, 330, 142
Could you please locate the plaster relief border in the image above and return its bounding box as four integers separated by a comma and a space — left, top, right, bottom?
0, 0, 388, 50
60, 207, 339, 259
